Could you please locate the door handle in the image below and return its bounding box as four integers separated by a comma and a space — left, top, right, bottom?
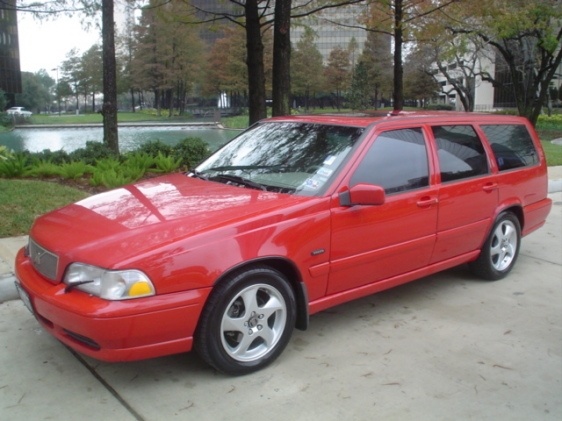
483, 182, 498, 192
417, 197, 438, 207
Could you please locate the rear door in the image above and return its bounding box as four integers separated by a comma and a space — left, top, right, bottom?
429, 124, 498, 263
328, 127, 438, 295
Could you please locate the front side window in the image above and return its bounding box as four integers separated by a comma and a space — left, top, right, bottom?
481, 124, 539, 171
432, 125, 488, 182
195, 122, 364, 196
350, 128, 429, 194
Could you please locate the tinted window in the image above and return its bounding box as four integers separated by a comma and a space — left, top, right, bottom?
351, 128, 429, 194
481, 124, 539, 171
432, 125, 488, 182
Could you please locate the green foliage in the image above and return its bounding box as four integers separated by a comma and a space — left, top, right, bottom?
27, 161, 63, 178
0, 153, 31, 178
136, 140, 173, 158
124, 151, 155, 175
152, 152, 182, 173
172, 137, 210, 169
31, 149, 71, 165
0, 145, 13, 161
69, 141, 117, 165
59, 161, 93, 180
89, 156, 147, 188
537, 114, 562, 128
90, 169, 132, 189
94, 157, 122, 172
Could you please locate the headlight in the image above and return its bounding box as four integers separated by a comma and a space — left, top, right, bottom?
64, 263, 155, 300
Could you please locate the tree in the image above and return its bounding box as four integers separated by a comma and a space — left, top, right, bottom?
61, 48, 83, 112
272, 0, 292, 116
349, 60, 372, 110
444, 0, 562, 125
355, 0, 458, 112
291, 27, 325, 110
132, 1, 206, 115
101, 0, 118, 153
403, 45, 440, 107
203, 26, 248, 105
357, 30, 393, 108
325, 46, 351, 110
17, 71, 52, 112
190, 0, 367, 124
81, 45, 103, 111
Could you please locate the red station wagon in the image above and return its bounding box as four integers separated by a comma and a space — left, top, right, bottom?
15, 112, 552, 374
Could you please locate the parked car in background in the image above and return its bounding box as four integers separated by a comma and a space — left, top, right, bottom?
15, 112, 552, 375
6, 106, 32, 117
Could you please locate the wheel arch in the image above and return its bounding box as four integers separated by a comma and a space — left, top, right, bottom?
211, 257, 309, 331
496, 204, 524, 231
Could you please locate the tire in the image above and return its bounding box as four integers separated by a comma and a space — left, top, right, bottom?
195, 265, 296, 375
470, 212, 521, 281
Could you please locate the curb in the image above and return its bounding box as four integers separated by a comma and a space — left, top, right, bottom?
549, 179, 562, 193
0, 273, 18, 303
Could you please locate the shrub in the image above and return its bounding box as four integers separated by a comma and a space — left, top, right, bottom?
0, 153, 31, 178
152, 151, 181, 173
31, 149, 71, 165
27, 161, 63, 178
90, 168, 130, 189
172, 137, 211, 169
123, 151, 155, 175
70, 141, 117, 165
136, 140, 173, 158
59, 161, 93, 180
94, 157, 122, 172
0, 145, 12, 161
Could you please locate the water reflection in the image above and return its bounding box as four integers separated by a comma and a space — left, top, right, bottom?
0, 126, 239, 153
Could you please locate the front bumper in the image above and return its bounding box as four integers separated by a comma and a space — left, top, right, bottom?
15, 248, 212, 362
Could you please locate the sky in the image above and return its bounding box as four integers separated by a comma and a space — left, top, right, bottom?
17, 13, 103, 77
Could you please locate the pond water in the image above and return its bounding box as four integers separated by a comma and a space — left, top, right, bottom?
0, 126, 240, 154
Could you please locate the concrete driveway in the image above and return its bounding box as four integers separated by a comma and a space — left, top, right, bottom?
1, 193, 560, 421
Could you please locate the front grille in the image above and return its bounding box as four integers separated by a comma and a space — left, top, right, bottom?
28, 238, 59, 282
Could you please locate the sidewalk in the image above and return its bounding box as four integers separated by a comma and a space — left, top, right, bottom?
1, 166, 562, 303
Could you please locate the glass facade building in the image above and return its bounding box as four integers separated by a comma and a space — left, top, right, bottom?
291, 2, 368, 62
0, 0, 22, 103
191, 0, 368, 63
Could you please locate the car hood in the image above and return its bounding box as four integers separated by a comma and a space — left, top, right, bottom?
30, 173, 312, 268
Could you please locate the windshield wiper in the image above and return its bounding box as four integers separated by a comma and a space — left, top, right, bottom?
212, 174, 268, 191
189, 170, 209, 180
203, 164, 287, 172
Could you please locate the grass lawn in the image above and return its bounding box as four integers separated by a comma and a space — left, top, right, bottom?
22, 111, 251, 129
0, 179, 88, 237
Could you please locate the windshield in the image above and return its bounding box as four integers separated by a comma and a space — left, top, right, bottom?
194, 121, 364, 196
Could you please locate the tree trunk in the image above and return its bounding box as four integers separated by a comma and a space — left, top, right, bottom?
392, 0, 404, 113
245, 0, 267, 125
102, 0, 119, 153
272, 0, 292, 116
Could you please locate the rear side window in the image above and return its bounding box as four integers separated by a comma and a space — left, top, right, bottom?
481, 124, 539, 171
432, 125, 489, 182
350, 128, 429, 194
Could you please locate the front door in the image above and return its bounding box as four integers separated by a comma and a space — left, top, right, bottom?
328, 127, 438, 295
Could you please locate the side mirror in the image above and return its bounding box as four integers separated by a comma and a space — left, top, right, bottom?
339, 184, 385, 207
